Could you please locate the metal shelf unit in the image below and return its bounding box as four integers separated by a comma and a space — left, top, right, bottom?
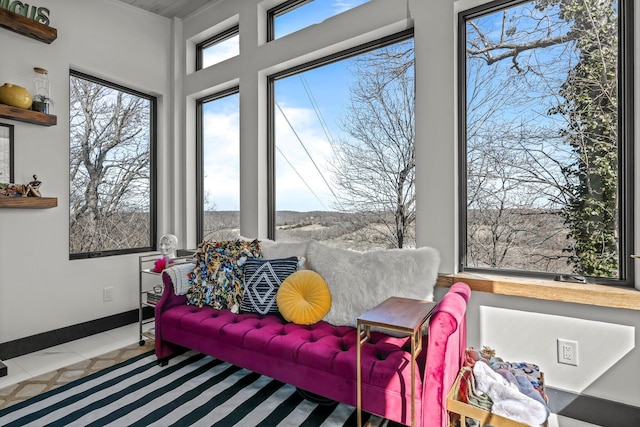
138, 253, 194, 345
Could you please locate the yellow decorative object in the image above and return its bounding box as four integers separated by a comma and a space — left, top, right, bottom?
0, 83, 33, 109
276, 270, 332, 325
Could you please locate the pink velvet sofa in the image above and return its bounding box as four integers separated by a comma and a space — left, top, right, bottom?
155, 277, 469, 427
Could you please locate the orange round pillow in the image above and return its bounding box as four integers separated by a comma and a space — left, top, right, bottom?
276, 270, 332, 325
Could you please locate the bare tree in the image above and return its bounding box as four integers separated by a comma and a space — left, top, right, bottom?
69, 75, 152, 254
203, 203, 240, 241
331, 40, 415, 248
467, 123, 573, 271
465, 15, 575, 271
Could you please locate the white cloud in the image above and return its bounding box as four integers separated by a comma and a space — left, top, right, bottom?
202, 35, 239, 69
332, 0, 368, 14
202, 109, 240, 210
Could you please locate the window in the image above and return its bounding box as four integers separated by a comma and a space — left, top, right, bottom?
268, 0, 370, 41
196, 26, 239, 70
197, 88, 240, 242
69, 71, 156, 259
269, 30, 415, 251
0, 123, 13, 182
459, 0, 633, 285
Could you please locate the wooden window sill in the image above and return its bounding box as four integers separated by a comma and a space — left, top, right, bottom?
436, 273, 640, 311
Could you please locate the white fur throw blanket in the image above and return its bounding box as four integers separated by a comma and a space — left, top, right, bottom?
473, 361, 549, 426
260, 239, 313, 269
305, 240, 440, 327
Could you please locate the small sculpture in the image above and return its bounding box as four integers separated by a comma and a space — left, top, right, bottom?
159, 234, 178, 259
26, 175, 42, 197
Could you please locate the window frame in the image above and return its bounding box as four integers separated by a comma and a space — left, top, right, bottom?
196, 25, 240, 71
69, 70, 157, 260
196, 86, 241, 243
267, 28, 415, 240
457, 0, 635, 287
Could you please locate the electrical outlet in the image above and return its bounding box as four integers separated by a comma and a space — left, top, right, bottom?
103, 287, 114, 302
557, 338, 578, 366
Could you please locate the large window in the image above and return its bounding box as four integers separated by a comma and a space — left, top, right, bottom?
460, 0, 633, 285
69, 71, 156, 258
196, 26, 239, 70
268, 0, 370, 40
269, 30, 415, 251
197, 88, 240, 242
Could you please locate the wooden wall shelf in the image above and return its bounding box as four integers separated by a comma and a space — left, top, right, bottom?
0, 197, 57, 208
0, 103, 56, 126
0, 8, 57, 44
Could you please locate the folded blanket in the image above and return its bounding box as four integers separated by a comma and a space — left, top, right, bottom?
496, 368, 548, 407
491, 360, 545, 401
458, 367, 493, 411
165, 263, 195, 295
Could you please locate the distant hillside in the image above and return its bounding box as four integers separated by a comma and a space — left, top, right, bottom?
202, 210, 414, 250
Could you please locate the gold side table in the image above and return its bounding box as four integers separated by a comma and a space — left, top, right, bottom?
356, 297, 437, 427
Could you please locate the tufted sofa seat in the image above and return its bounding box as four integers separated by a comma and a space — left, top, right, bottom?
155, 274, 470, 427
159, 302, 418, 391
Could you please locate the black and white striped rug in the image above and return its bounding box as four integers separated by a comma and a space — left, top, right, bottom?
0, 351, 379, 426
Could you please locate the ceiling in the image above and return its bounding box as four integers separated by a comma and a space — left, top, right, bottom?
116, 0, 214, 19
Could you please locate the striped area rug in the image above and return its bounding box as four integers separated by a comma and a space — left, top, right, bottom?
0, 351, 382, 426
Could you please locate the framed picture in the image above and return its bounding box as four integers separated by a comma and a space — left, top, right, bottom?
0, 123, 14, 183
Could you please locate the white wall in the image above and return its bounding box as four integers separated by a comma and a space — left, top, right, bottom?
0, 0, 172, 342
464, 292, 639, 406
178, 0, 640, 408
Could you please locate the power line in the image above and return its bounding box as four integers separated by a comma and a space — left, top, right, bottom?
299, 75, 337, 155
298, 76, 346, 211
275, 101, 341, 205
275, 143, 327, 210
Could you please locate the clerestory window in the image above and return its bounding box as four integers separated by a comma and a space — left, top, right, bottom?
196, 25, 240, 70
267, 0, 370, 41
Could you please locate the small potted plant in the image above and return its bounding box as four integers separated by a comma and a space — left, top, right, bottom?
31, 95, 53, 114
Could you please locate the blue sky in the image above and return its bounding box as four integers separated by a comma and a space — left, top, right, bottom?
202, 94, 240, 211
273, 61, 357, 212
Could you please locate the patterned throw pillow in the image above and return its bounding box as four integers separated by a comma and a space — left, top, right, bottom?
187, 239, 262, 311
240, 257, 299, 315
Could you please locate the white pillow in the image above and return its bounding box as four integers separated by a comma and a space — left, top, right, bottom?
306, 240, 440, 327
260, 238, 313, 269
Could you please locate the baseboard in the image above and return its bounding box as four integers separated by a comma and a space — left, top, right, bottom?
546, 386, 640, 427
0, 308, 154, 360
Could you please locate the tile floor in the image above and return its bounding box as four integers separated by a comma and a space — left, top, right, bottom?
0, 322, 149, 390
0, 323, 599, 426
